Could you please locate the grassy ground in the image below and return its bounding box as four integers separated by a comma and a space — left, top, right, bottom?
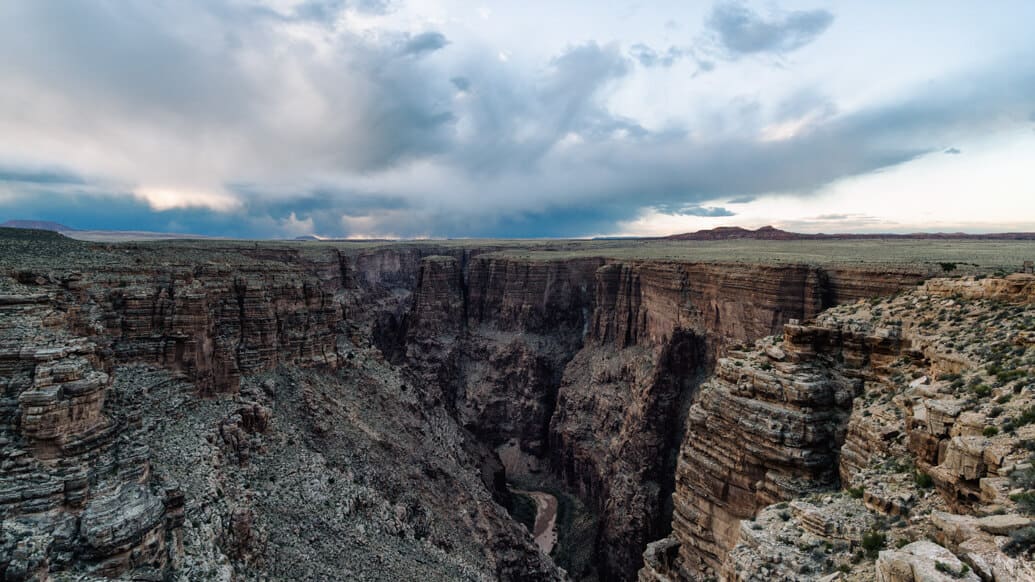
485, 239, 1035, 269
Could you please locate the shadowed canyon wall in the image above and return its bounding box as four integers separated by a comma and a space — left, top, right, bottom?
1, 238, 931, 581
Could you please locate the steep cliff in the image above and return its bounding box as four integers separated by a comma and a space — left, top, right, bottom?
3, 229, 966, 582
0, 239, 562, 581
550, 261, 924, 580
641, 274, 1035, 582
0, 292, 184, 579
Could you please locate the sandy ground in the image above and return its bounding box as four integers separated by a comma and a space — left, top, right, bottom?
513, 489, 558, 555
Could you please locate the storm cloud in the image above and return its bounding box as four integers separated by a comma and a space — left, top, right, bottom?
0, 0, 1032, 238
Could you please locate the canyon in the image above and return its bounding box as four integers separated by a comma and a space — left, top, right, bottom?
1, 228, 1033, 581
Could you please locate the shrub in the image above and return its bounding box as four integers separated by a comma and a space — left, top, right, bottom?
508, 492, 538, 532
1010, 492, 1035, 515
971, 384, 992, 398
1005, 525, 1035, 556
933, 561, 970, 576
848, 486, 865, 499
1011, 460, 1035, 489
997, 369, 1028, 384
1016, 406, 1035, 428
984, 426, 1000, 437
940, 262, 958, 272
862, 531, 886, 557
914, 471, 934, 488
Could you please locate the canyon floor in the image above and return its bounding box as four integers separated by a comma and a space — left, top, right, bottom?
2, 227, 1035, 581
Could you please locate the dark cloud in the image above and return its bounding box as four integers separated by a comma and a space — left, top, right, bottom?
656, 204, 735, 217
0, 166, 84, 186
706, 2, 834, 57
727, 196, 756, 204
450, 76, 470, 91
944, 147, 962, 155
401, 32, 449, 56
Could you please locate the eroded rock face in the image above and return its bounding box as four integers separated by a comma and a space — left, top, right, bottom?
654, 320, 899, 579
0, 233, 940, 582
642, 273, 1035, 582
0, 294, 183, 579
549, 261, 924, 580
2, 243, 564, 581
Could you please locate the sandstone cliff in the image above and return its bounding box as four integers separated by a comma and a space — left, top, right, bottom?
640, 274, 1035, 582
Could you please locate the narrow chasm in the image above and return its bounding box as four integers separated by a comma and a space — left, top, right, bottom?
377, 254, 717, 581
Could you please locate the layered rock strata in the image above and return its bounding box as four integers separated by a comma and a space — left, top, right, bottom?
1, 231, 943, 581
0, 293, 183, 579
641, 274, 1035, 582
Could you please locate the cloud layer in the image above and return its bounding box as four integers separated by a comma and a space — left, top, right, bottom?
706, 2, 834, 57
0, 0, 1032, 238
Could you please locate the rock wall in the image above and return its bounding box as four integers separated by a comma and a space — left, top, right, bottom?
552, 261, 923, 580
1, 233, 939, 581
1, 293, 183, 579
641, 273, 1035, 582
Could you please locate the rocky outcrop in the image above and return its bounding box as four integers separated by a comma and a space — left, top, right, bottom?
555, 261, 923, 580
642, 273, 1035, 582
877, 541, 981, 582
0, 293, 183, 579
650, 319, 904, 579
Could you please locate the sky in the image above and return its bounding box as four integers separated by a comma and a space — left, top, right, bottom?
0, 0, 1033, 239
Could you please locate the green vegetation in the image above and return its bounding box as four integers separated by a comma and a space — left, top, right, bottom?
983, 426, 999, 437
934, 561, 970, 577
971, 384, 992, 398
1005, 525, 1035, 556
1010, 458, 1035, 515
914, 471, 934, 488
507, 491, 537, 532
1016, 406, 1035, 428
861, 530, 886, 557
847, 486, 865, 499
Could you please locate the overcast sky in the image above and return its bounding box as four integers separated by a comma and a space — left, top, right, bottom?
1, 0, 1033, 238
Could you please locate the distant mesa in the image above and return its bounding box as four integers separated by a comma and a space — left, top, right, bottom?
0, 219, 76, 232
1, 218, 210, 241
666, 226, 798, 240
666, 225, 1035, 241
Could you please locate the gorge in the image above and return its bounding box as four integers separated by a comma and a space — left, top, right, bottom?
2, 228, 1034, 581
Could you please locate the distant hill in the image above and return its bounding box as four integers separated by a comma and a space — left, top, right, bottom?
1, 218, 212, 242
666, 226, 1035, 241
0, 219, 76, 232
